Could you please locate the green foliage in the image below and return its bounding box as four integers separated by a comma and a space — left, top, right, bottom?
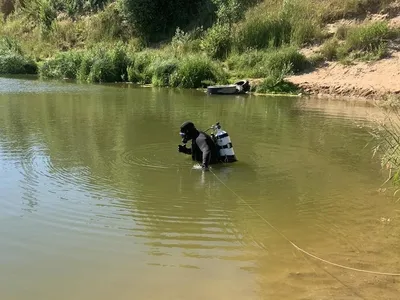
255, 77, 300, 94
151, 58, 179, 87
320, 37, 340, 60
84, 2, 132, 44
78, 43, 129, 83
280, 0, 323, 45
39, 42, 129, 82
344, 21, 389, 52
39, 50, 83, 79
234, 15, 292, 52
120, 0, 208, 43
227, 47, 309, 78
127, 50, 160, 84
200, 23, 231, 60
213, 0, 244, 28
0, 37, 37, 74
319, 0, 394, 23
125, 50, 228, 88
170, 27, 204, 55
170, 54, 228, 88
337, 21, 394, 61
21, 0, 57, 35
233, 0, 323, 53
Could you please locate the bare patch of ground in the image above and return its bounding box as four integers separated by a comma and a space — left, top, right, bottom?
285, 10, 400, 101
286, 51, 400, 100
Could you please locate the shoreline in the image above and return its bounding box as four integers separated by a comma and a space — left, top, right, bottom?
282, 51, 400, 102
2, 49, 400, 103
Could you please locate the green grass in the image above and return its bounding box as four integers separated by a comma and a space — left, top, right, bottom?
255, 78, 301, 95
2, 0, 400, 92
318, 20, 399, 62
227, 47, 310, 78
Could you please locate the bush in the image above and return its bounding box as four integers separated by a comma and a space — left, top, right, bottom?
170, 54, 228, 88
234, 15, 292, 52
127, 50, 160, 84
280, 0, 323, 45
200, 23, 232, 60
320, 37, 340, 60
38, 42, 129, 83
0, 37, 37, 74
267, 46, 308, 73
227, 47, 309, 78
120, 0, 207, 43
345, 21, 390, 52
77, 43, 129, 83
255, 77, 300, 94
150, 58, 179, 87
39, 50, 83, 79
84, 2, 132, 44
337, 21, 393, 60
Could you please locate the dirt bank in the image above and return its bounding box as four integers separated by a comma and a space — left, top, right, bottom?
283, 6, 400, 102
285, 51, 400, 101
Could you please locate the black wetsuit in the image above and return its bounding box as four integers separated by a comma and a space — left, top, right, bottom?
190, 131, 219, 167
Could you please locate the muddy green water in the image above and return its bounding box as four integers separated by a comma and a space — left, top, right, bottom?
0, 76, 400, 300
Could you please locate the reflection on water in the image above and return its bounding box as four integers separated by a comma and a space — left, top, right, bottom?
0, 77, 400, 300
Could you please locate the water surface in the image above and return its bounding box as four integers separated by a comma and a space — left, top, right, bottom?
0, 76, 399, 300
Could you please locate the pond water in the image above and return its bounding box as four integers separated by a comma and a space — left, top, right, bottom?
0, 76, 399, 300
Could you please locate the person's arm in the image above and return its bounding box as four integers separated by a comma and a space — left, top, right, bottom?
178, 144, 191, 155
196, 136, 210, 169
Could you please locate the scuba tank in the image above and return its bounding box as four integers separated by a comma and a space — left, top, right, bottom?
210, 122, 237, 163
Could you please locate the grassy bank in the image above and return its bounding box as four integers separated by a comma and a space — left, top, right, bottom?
0, 0, 399, 93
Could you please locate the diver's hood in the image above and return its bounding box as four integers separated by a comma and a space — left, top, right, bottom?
180, 121, 196, 144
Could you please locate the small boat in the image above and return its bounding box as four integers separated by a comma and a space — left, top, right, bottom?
207, 80, 250, 95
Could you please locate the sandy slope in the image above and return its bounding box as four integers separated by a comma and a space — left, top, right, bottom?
286, 51, 400, 100
285, 9, 400, 101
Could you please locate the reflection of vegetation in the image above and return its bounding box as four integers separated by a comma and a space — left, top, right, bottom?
0, 83, 379, 257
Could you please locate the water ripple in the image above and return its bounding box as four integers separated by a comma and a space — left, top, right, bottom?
118, 142, 182, 170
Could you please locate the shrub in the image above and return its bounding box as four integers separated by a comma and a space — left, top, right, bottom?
0, 37, 37, 74
234, 14, 292, 52
0, 53, 37, 74
127, 50, 160, 84
39, 50, 83, 79
84, 2, 132, 44
266, 46, 308, 74
320, 38, 340, 60
345, 21, 390, 53
150, 58, 179, 87
170, 27, 204, 55
76, 42, 129, 83
170, 54, 228, 88
280, 0, 323, 45
227, 47, 309, 78
337, 21, 393, 60
120, 0, 207, 43
255, 77, 300, 94
226, 49, 266, 72
200, 23, 232, 60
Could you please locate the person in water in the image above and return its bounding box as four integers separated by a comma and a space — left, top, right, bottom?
178, 121, 219, 170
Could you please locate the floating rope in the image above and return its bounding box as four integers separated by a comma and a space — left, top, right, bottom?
210, 169, 400, 276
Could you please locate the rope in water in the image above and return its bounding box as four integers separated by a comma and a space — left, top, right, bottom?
210, 169, 400, 276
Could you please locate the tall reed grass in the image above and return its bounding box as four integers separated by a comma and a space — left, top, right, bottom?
370, 98, 400, 190
319, 20, 399, 61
